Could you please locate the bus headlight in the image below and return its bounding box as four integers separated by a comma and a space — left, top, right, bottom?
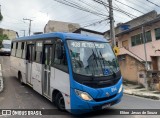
118, 84, 123, 93
75, 89, 93, 101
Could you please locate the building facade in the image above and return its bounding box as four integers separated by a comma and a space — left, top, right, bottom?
44, 20, 80, 33
105, 11, 160, 89
105, 10, 160, 71
0, 28, 17, 40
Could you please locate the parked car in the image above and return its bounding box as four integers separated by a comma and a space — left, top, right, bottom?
0, 40, 11, 55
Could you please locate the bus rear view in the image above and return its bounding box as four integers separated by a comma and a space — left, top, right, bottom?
66, 38, 123, 114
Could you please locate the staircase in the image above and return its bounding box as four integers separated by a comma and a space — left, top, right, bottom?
118, 47, 145, 63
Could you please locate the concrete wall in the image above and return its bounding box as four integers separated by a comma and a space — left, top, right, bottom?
118, 54, 145, 83
44, 20, 80, 33
0, 28, 17, 40
3, 29, 17, 40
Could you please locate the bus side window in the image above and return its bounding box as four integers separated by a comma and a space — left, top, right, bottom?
35, 42, 43, 63
53, 42, 68, 73
16, 42, 23, 58
22, 42, 26, 59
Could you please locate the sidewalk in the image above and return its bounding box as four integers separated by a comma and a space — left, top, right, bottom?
123, 82, 160, 100
0, 64, 4, 92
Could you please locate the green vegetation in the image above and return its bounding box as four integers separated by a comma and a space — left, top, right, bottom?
0, 34, 8, 41
0, 34, 8, 48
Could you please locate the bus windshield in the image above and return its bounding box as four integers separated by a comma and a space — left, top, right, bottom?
67, 40, 119, 77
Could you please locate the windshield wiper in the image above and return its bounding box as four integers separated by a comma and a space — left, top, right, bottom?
92, 49, 98, 67
99, 51, 116, 77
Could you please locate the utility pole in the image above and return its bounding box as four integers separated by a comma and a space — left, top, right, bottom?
142, 25, 148, 70
23, 18, 33, 36
21, 30, 26, 37
108, 0, 116, 47
0, 4, 3, 21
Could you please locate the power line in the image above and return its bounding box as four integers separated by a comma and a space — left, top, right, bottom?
53, 0, 108, 17
115, 0, 145, 14
78, 0, 106, 15
113, 2, 134, 19
92, 0, 137, 18
82, 18, 108, 27
113, 0, 158, 28
146, 0, 160, 8
135, 0, 153, 8
127, 0, 151, 12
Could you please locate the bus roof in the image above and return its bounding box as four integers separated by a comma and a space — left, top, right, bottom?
14, 32, 108, 43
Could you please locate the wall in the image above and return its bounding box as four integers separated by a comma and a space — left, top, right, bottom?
2, 29, 17, 40
118, 54, 145, 83
44, 20, 80, 33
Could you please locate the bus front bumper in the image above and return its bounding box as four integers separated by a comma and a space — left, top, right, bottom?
70, 89, 123, 114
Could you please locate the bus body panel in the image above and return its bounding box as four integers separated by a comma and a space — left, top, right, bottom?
70, 78, 123, 114
10, 32, 122, 114
50, 67, 71, 109
32, 62, 43, 95
10, 56, 27, 83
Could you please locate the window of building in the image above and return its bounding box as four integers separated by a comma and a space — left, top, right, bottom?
131, 34, 143, 46
131, 31, 152, 46
53, 40, 68, 72
145, 31, 152, 43
155, 28, 160, 40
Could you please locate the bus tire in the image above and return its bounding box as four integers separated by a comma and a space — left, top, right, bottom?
55, 92, 65, 111
18, 72, 24, 85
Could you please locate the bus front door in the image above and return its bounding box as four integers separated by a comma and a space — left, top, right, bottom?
43, 45, 52, 97
26, 44, 34, 86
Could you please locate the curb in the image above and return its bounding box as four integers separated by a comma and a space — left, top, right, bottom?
0, 64, 3, 92
124, 89, 160, 100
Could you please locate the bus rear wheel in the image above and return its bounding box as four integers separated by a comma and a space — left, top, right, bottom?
55, 92, 65, 111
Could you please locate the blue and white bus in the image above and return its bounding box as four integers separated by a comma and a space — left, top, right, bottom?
10, 32, 123, 114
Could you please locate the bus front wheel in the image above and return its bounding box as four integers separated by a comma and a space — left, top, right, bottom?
55, 92, 65, 111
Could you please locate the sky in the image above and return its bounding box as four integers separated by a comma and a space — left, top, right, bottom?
0, 0, 160, 37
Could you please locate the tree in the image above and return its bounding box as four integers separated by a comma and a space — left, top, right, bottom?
0, 34, 8, 41
0, 34, 8, 48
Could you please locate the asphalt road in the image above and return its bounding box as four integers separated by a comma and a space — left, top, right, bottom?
0, 56, 160, 118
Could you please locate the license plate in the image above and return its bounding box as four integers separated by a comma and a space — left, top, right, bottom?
102, 103, 111, 109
